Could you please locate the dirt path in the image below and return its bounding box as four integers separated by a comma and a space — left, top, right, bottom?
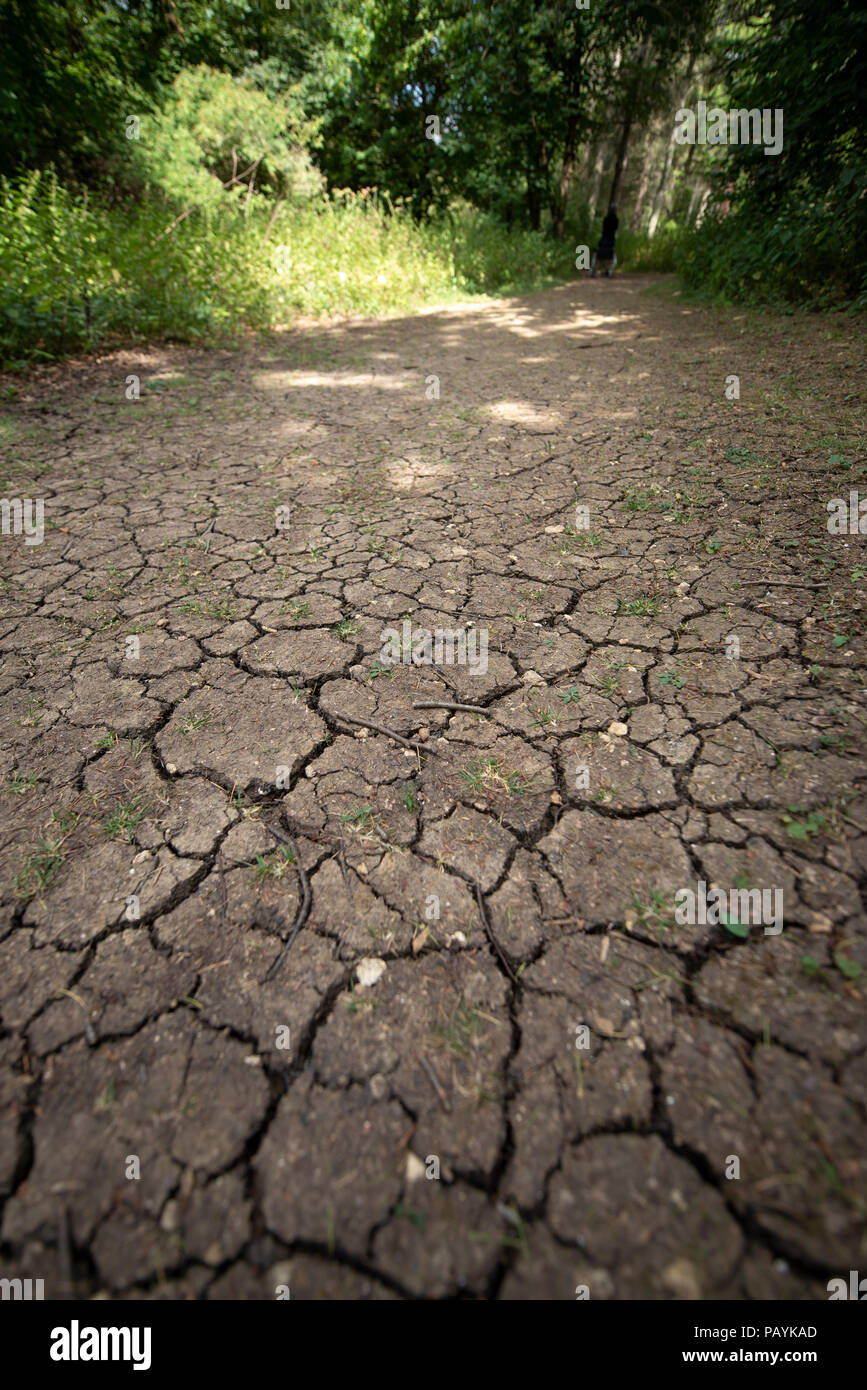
0, 274, 865, 1300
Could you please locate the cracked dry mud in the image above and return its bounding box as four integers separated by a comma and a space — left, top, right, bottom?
0, 276, 865, 1301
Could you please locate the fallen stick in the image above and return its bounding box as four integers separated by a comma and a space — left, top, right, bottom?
474, 879, 518, 983
737, 580, 829, 589
741, 667, 782, 684
334, 712, 441, 755
262, 827, 312, 979
418, 1056, 451, 1113
412, 700, 489, 714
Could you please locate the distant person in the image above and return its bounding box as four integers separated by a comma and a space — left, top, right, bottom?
591, 202, 619, 277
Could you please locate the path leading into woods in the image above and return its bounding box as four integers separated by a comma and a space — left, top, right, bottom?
0, 275, 865, 1300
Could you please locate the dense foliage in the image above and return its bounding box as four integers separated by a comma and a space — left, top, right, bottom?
0, 0, 860, 360
678, 0, 867, 307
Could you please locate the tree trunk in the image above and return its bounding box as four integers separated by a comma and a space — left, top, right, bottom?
587, 42, 620, 215
588, 140, 607, 217
526, 174, 542, 231
552, 113, 578, 239
648, 56, 694, 238
607, 113, 632, 209
630, 134, 656, 232
526, 112, 548, 231
606, 38, 649, 212
551, 27, 583, 239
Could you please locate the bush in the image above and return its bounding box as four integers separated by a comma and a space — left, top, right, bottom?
616, 224, 683, 274
0, 174, 599, 361
676, 164, 867, 310
0, 172, 458, 360
134, 66, 324, 208
443, 203, 576, 294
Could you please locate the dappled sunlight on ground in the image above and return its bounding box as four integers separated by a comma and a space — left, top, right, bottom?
1, 274, 864, 1299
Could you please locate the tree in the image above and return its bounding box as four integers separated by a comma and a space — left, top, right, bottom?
682, 0, 867, 302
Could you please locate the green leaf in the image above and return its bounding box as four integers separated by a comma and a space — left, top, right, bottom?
835, 955, 863, 981
784, 820, 808, 839
723, 918, 749, 939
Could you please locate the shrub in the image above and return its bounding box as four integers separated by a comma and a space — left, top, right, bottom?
0, 174, 599, 361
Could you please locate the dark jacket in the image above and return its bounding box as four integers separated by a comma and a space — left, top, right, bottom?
598, 209, 619, 253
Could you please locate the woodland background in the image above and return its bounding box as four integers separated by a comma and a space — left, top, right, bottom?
0, 0, 864, 361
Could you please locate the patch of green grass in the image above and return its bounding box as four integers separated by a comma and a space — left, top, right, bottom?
343, 982, 384, 1016
558, 685, 582, 705
368, 660, 394, 680
433, 1004, 483, 1058
554, 526, 604, 554
618, 595, 661, 617
590, 783, 618, 804
467, 1205, 529, 1256
529, 707, 556, 728
597, 661, 630, 694
334, 617, 359, 641
279, 600, 312, 619
180, 711, 212, 736
15, 839, 66, 897
722, 916, 750, 939
340, 805, 375, 829
5, 771, 37, 794
819, 731, 848, 751
629, 889, 677, 933
178, 597, 237, 621
781, 806, 830, 840
460, 755, 537, 798
253, 846, 295, 880
621, 485, 662, 512
782, 793, 859, 841
725, 446, 764, 467
102, 797, 148, 843
14, 811, 80, 899
658, 670, 686, 690
402, 781, 418, 812
17, 697, 45, 727
95, 1078, 116, 1110
394, 1201, 428, 1230
802, 952, 863, 986
835, 954, 863, 982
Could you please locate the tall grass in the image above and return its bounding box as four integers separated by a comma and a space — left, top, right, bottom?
0, 172, 462, 359
445, 203, 576, 293
0, 171, 683, 363
615, 224, 683, 273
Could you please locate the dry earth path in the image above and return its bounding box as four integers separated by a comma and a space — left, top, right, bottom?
0, 274, 865, 1300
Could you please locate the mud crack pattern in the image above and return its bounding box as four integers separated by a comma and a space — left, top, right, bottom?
0, 277, 865, 1299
